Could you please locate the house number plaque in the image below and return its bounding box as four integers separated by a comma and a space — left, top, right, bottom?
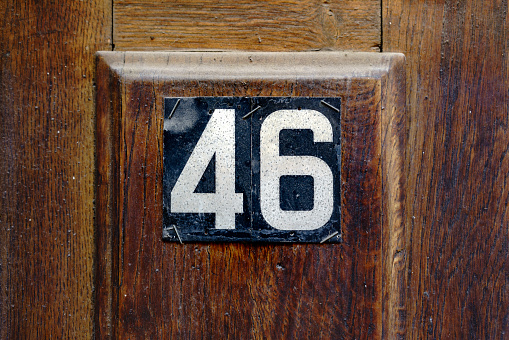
163, 96, 341, 243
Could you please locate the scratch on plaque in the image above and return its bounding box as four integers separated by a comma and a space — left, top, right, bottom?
320, 231, 339, 243
320, 100, 340, 113
173, 225, 183, 244
242, 105, 261, 119
168, 98, 181, 120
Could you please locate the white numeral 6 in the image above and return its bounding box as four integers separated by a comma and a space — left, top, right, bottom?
260, 110, 334, 230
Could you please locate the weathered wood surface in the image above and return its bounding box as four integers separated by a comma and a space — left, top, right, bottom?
113, 0, 381, 52
0, 0, 111, 338
2, 0, 506, 337
96, 52, 122, 339
384, 0, 509, 338
96, 51, 405, 339
381, 55, 407, 339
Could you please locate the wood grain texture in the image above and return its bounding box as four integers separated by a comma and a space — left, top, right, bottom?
96, 51, 405, 339
381, 54, 407, 339
384, 0, 509, 338
0, 0, 111, 338
96, 53, 122, 339
113, 0, 381, 52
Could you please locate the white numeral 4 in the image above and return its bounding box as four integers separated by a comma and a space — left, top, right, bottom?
170, 109, 243, 229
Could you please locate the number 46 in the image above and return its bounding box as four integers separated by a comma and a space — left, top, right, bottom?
171, 109, 335, 231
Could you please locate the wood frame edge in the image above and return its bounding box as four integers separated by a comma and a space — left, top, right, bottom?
95, 54, 122, 340
381, 54, 407, 339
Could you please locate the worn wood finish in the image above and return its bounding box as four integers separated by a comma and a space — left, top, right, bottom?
113, 0, 381, 52
384, 0, 509, 338
381, 55, 407, 339
0, 0, 111, 338
96, 51, 405, 339
96, 53, 122, 339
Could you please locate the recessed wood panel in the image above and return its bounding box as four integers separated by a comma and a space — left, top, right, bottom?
113, 0, 381, 51
96, 51, 405, 339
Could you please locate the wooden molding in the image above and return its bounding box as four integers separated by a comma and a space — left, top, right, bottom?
95, 51, 405, 339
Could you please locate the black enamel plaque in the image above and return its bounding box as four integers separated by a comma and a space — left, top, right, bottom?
163, 97, 341, 243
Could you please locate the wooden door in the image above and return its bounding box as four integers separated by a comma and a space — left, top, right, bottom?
1, 0, 507, 339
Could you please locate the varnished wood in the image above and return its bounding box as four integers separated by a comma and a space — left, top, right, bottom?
384, 0, 509, 338
2, 0, 505, 337
381, 55, 407, 339
0, 0, 111, 338
96, 51, 405, 339
113, 0, 381, 52
96, 53, 122, 339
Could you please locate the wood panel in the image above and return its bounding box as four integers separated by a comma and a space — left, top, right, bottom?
96, 51, 405, 339
0, 0, 111, 338
384, 0, 509, 338
113, 0, 381, 52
